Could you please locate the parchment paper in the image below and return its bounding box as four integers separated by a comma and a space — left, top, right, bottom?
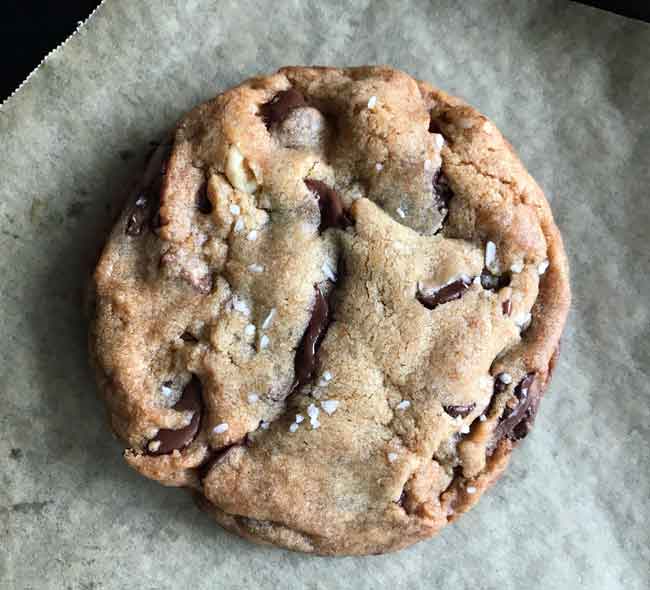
1, 1, 649, 588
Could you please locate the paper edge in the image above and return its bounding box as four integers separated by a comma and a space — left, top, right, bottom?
0, 0, 109, 110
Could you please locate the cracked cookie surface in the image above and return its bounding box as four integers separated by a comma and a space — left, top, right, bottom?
89, 66, 570, 555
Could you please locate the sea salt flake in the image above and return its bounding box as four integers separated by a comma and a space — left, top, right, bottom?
322, 371, 333, 382
466, 485, 477, 494
499, 372, 513, 385
247, 393, 259, 404
396, 400, 411, 411
262, 308, 276, 330
320, 400, 339, 415
244, 324, 256, 336
538, 259, 550, 275
232, 296, 251, 316
322, 261, 337, 282
259, 334, 270, 350
485, 241, 498, 271
295, 414, 304, 423
289, 422, 299, 433
161, 384, 174, 397
246, 230, 258, 241
510, 261, 524, 273
375, 162, 383, 171
432, 133, 445, 149
234, 218, 245, 232
248, 263, 264, 273
213, 423, 229, 434
396, 207, 406, 219
260, 421, 270, 430
387, 452, 398, 463
367, 95, 377, 109
229, 204, 241, 215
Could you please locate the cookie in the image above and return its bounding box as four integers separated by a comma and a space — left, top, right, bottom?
89, 66, 570, 555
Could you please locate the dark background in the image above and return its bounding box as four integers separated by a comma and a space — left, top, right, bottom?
1, 1, 649, 102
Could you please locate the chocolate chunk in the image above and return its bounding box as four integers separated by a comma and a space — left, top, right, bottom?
444, 403, 476, 418
180, 331, 198, 342
417, 278, 470, 310
432, 170, 454, 212
148, 376, 203, 455
125, 193, 149, 236
493, 373, 509, 394
494, 372, 538, 442
260, 89, 307, 128
304, 179, 350, 231
196, 182, 213, 214
502, 299, 512, 316
480, 269, 511, 291
293, 286, 329, 387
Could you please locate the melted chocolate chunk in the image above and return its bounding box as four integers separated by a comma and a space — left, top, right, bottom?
293, 286, 329, 387
494, 372, 537, 442
417, 278, 470, 310
432, 170, 454, 212
480, 269, 511, 291
148, 376, 203, 455
444, 403, 476, 419
260, 89, 307, 128
502, 299, 512, 316
180, 331, 198, 343
304, 179, 350, 231
196, 181, 213, 214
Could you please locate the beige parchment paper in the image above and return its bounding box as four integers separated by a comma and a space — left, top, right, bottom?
1, 1, 649, 588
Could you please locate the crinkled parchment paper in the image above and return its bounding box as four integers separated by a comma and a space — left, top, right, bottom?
1, 1, 649, 588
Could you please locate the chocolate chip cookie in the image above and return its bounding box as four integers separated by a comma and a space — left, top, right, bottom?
89, 66, 570, 555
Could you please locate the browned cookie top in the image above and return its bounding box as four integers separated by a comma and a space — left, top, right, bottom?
90, 66, 570, 555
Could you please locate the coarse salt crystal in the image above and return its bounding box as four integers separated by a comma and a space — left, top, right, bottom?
375, 162, 383, 171
432, 133, 445, 149
232, 296, 251, 316
485, 241, 498, 271
322, 371, 333, 382
466, 486, 477, 494
244, 324, 256, 336
387, 452, 398, 463
229, 204, 241, 215
246, 230, 258, 241
234, 218, 245, 233
260, 421, 270, 430
396, 400, 411, 411
307, 404, 319, 419
248, 263, 264, 273
295, 414, 304, 424
259, 334, 270, 350
161, 384, 174, 397
473, 275, 482, 286
396, 207, 406, 219
479, 415, 487, 422
311, 419, 321, 429
510, 261, 524, 273
289, 422, 299, 433
262, 308, 276, 330
538, 260, 550, 275
499, 372, 513, 385
322, 261, 337, 282
514, 312, 532, 329
460, 424, 470, 434
247, 393, 259, 404
367, 95, 377, 109
320, 400, 339, 415
213, 423, 229, 434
